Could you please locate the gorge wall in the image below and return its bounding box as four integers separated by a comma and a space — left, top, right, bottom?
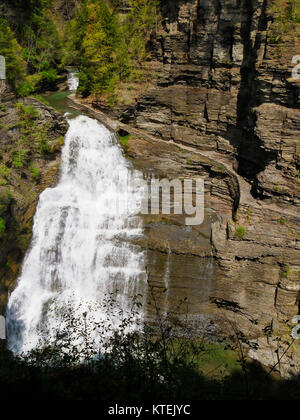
0, 0, 299, 376
0, 81, 67, 314
88, 0, 300, 375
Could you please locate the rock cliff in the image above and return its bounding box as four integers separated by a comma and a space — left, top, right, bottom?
1, 0, 299, 376
88, 0, 300, 376
0, 81, 67, 314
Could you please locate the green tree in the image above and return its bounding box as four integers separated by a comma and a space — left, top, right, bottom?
21, 9, 62, 73
81, 0, 118, 96
0, 18, 26, 87
65, 0, 159, 100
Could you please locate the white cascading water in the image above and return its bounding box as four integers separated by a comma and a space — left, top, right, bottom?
67, 69, 80, 92
7, 78, 147, 354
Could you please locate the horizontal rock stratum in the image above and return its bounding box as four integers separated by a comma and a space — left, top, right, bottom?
84, 0, 300, 377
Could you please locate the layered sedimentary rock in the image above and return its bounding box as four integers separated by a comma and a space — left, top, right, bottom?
88, 0, 300, 376
1, 0, 299, 376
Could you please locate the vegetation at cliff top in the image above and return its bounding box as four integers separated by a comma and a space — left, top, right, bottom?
5, 0, 63, 72
0, 0, 159, 101
0, 0, 63, 94
0, 18, 26, 88
1, 0, 300, 99
65, 0, 159, 103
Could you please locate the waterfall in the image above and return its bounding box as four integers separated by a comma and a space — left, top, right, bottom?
7, 115, 147, 354
67, 69, 80, 92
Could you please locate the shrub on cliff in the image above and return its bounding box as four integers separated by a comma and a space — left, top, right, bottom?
0, 293, 242, 400
0, 218, 5, 234
1, 292, 300, 400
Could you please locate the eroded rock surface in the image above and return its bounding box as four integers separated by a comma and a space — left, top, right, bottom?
79, 0, 300, 376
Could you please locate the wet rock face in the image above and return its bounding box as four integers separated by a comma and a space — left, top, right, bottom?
0, 88, 68, 314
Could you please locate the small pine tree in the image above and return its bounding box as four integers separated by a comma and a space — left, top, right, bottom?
0, 18, 26, 87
